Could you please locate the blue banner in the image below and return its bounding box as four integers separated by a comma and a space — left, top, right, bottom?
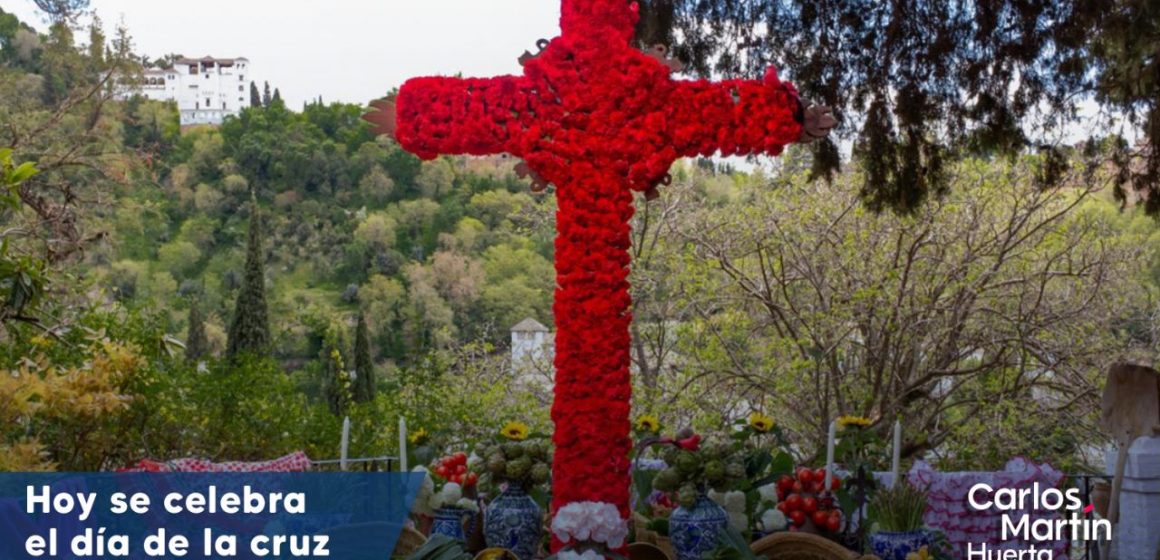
0, 473, 423, 559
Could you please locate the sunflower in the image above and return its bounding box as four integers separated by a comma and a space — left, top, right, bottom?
500, 421, 530, 441
409, 427, 430, 445
636, 414, 661, 433
748, 412, 775, 432
837, 415, 873, 429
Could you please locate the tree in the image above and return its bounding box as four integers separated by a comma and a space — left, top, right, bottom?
32, 0, 89, 21
272, 88, 282, 106
352, 313, 375, 403
262, 81, 271, 108
1, 8, 138, 333
185, 298, 208, 361
318, 321, 351, 415
358, 165, 395, 206
415, 158, 455, 199
249, 81, 261, 108
650, 158, 1153, 469
226, 202, 271, 360
86, 12, 104, 66
633, 0, 1159, 213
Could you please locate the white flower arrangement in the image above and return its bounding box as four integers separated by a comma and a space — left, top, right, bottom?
557, 550, 604, 560
550, 502, 629, 548
428, 482, 478, 512
757, 483, 777, 504
760, 508, 788, 532
708, 490, 748, 532
411, 466, 436, 516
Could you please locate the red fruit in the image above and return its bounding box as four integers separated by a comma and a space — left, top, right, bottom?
811, 510, 830, 528
830, 475, 842, 491
789, 510, 806, 527
791, 481, 804, 494
797, 468, 814, 485
775, 501, 788, 513
450, 474, 462, 484
464, 473, 478, 487
776, 475, 795, 493
784, 494, 803, 512
776, 488, 785, 502
826, 513, 841, 533
452, 452, 467, 464
456, 464, 467, 475
802, 496, 818, 514
435, 466, 449, 478
814, 468, 828, 483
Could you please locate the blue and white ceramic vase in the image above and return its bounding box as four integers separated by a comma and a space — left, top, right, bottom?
669, 494, 729, 560
431, 507, 469, 541
484, 486, 542, 560
868, 530, 932, 560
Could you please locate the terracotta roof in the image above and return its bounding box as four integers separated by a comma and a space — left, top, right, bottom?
511, 318, 549, 332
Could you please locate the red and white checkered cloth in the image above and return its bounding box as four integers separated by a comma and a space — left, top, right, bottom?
120, 451, 312, 473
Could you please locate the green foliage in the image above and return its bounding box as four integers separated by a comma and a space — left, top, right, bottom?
353, 313, 375, 403
185, 297, 208, 361
868, 482, 929, 533
0, 150, 47, 324
226, 203, 270, 359
404, 534, 471, 560
635, 0, 1160, 213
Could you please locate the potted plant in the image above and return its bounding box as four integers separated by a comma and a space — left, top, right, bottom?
477, 421, 552, 560
426, 452, 481, 541
867, 481, 931, 560
647, 430, 747, 560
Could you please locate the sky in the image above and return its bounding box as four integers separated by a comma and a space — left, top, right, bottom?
2, 0, 1135, 148
2, 0, 562, 109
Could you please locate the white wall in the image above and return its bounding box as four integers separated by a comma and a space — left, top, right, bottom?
127, 58, 254, 126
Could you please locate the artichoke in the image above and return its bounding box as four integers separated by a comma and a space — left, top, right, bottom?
704, 460, 726, 483
653, 468, 682, 492
725, 462, 745, 479
502, 442, 524, 459
505, 456, 532, 480
530, 463, 550, 484
674, 451, 700, 475
487, 454, 506, 475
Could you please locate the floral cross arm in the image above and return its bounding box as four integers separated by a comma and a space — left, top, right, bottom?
366, 75, 534, 161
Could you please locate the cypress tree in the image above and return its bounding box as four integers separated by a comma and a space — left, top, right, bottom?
262, 81, 271, 108
185, 298, 208, 361
249, 81, 260, 108
320, 326, 350, 416
87, 12, 104, 66
352, 313, 375, 403
226, 201, 270, 360
271, 88, 282, 106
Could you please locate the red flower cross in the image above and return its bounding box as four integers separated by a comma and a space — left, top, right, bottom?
366, 0, 820, 539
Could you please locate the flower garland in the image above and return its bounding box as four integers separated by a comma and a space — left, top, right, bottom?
377, 0, 806, 540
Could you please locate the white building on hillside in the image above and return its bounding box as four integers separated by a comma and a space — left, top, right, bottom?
511, 318, 553, 377
133, 56, 254, 126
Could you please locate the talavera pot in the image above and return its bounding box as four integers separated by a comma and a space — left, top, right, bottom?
431, 507, 470, 541
668, 494, 728, 560
483, 487, 542, 560
868, 530, 932, 560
